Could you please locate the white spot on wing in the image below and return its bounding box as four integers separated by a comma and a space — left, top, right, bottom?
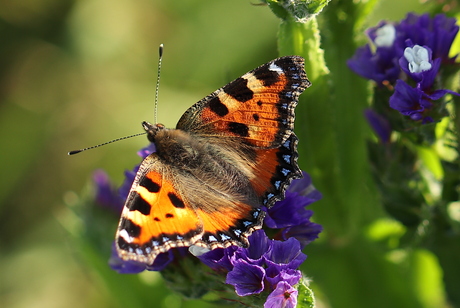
269, 62, 283, 74
220, 233, 231, 241
119, 229, 133, 243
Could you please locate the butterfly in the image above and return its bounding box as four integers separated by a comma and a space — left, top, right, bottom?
116, 56, 311, 264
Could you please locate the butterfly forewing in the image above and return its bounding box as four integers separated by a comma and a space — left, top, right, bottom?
116, 154, 203, 264
176, 56, 310, 149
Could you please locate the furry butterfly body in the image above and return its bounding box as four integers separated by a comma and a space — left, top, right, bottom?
116, 56, 311, 264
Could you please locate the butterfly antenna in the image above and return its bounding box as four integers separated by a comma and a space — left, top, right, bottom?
68, 132, 147, 155
154, 44, 164, 124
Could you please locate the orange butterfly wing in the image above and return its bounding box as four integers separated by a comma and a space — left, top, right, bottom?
176, 56, 310, 148
116, 154, 203, 264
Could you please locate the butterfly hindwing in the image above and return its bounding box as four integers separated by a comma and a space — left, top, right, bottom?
251, 133, 302, 207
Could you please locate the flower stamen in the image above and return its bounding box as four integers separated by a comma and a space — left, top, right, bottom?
374, 24, 396, 47
404, 45, 432, 73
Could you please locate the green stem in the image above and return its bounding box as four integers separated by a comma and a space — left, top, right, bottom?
431, 94, 460, 306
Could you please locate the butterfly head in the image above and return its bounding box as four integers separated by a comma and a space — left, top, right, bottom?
142, 121, 166, 143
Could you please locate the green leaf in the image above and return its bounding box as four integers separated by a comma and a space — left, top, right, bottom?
417, 146, 443, 180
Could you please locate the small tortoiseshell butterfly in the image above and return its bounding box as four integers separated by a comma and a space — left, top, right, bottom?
116, 56, 311, 264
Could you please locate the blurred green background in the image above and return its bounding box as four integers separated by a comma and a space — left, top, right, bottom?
0, 0, 442, 307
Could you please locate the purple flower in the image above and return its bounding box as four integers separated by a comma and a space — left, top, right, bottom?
198, 229, 307, 305
347, 43, 401, 84
281, 222, 323, 248
235, 228, 272, 266
264, 172, 322, 247
348, 13, 458, 86
265, 268, 301, 288
264, 281, 298, 308
398, 43, 441, 90
349, 13, 459, 123
347, 21, 403, 84
137, 143, 156, 159
364, 109, 392, 143
396, 13, 459, 62
226, 260, 266, 296
93, 170, 124, 213
264, 237, 307, 270
390, 79, 459, 122
389, 80, 432, 122
197, 246, 238, 272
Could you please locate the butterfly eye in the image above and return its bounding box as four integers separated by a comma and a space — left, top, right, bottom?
142, 121, 166, 143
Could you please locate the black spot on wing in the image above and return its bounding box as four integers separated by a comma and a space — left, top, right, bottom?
165, 213, 174, 218
228, 122, 249, 137
168, 192, 185, 209
208, 96, 229, 116
117, 236, 130, 250
129, 192, 151, 215
139, 177, 160, 193
254, 63, 280, 87
223, 77, 253, 102
119, 218, 142, 238
253, 114, 260, 121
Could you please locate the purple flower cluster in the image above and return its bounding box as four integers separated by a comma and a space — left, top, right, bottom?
93, 143, 322, 305
348, 13, 459, 123
197, 230, 304, 308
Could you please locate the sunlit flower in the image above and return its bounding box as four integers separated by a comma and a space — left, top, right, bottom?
199, 229, 306, 305
348, 13, 459, 123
